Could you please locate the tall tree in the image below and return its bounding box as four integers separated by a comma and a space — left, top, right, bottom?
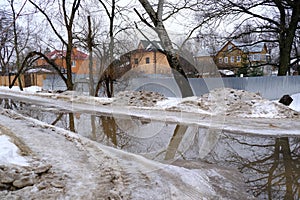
197, 0, 300, 76
0, 8, 14, 76
135, 0, 195, 97
29, 0, 82, 90
10, 0, 24, 90
75, 0, 134, 97
4, 0, 37, 88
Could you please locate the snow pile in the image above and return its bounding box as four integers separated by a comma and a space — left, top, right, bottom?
113, 90, 166, 107
0, 86, 299, 119
0, 86, 42, 93
290, 93, 300, 112
0, 135, 28, 166
165, 88, 299, 118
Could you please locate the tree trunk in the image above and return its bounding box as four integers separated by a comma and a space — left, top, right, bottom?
11, 1, 23, 91
65, 42, 74, 90
164, 125, 188, 160
87, 16, 95, 96
156, 21, 194, 97
137, 0, 194, 97
277, 1, 300, 76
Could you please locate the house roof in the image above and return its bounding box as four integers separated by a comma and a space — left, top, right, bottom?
230, 41, 266, 53
195, 48, 211, 57
45, 48, 88, 60
139, 40, 164, 51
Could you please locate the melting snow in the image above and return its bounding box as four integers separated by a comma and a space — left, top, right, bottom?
0, 135, 28, 166
290, 93, 300, 112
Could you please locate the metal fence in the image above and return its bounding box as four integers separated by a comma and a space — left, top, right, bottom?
43, 74, 300, 100
126, 76, 300, 100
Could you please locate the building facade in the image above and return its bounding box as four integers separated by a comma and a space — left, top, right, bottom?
214, 41, 270, 75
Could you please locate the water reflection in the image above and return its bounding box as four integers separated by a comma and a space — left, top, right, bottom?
0, 98, 18, 109
1, 98, 299, 199
202, 133, 300, 200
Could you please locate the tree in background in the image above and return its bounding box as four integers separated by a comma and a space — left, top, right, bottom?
135, 0, 198, 97
196, 0, 300, 76
0, 8, 14, 77
29, 0, 81, 90
0, 1, 39, 88
74, 0, 135, 97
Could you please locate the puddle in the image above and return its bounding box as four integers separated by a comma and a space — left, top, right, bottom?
1, 98, 300, 199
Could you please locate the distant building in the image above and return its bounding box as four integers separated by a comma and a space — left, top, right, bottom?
126, 40, 205, 77
36, 47, 89, 74
214, 41, 270, 75
194, 48, 220, 77
129, 40, 171, 76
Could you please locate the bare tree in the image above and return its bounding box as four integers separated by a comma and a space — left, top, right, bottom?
0, 0, 39, 88
197, 0, 300, 76
135, 0, 196, 97
28, 0, 81, 90
0, 8, 14, 77
73, 0, 134, 97
10, 0, 23, 90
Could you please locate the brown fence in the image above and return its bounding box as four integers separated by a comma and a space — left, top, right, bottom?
0, 74, 46, 87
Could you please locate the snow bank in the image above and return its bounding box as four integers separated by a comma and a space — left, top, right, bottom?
0, 86, 42, 93
159, 88, 299, 118
0, 135, 28, 166
0, 86, 299, 119
113, 90, 166, 107
109, 88, 300, 118
290, 93, 300, 112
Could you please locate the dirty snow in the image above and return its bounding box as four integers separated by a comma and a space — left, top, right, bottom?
113, 88, 299, 119
1, 86, 299, 119
0, 87, 300, 136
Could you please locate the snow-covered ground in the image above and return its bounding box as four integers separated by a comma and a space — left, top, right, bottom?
0, 86, 300, 199
0, 106, 251, 199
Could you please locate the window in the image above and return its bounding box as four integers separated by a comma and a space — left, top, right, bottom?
224, 57, 228, 63
219, 57, 223, 63
134, 58, 138, 64
71, 60, 76, 67
230, 56, 235, 63
145, 57, 150, 64
248, 55, 253, 61
228, 44, 232, 51
236, 56, 241, 62
253, 54, 261, 61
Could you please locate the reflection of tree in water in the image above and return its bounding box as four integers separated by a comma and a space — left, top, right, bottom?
0, 98, 75, 131
164, 125, 188, 160
100, 116, 117, 146
204, 133, 300, 200
89, 115, 132, 148
0, 98, 18, 109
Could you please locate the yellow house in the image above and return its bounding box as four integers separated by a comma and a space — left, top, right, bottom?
127, 40, 201, 77
36, 47, 89, 74
130, 40, 171, 75
215, 41, 270, 72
